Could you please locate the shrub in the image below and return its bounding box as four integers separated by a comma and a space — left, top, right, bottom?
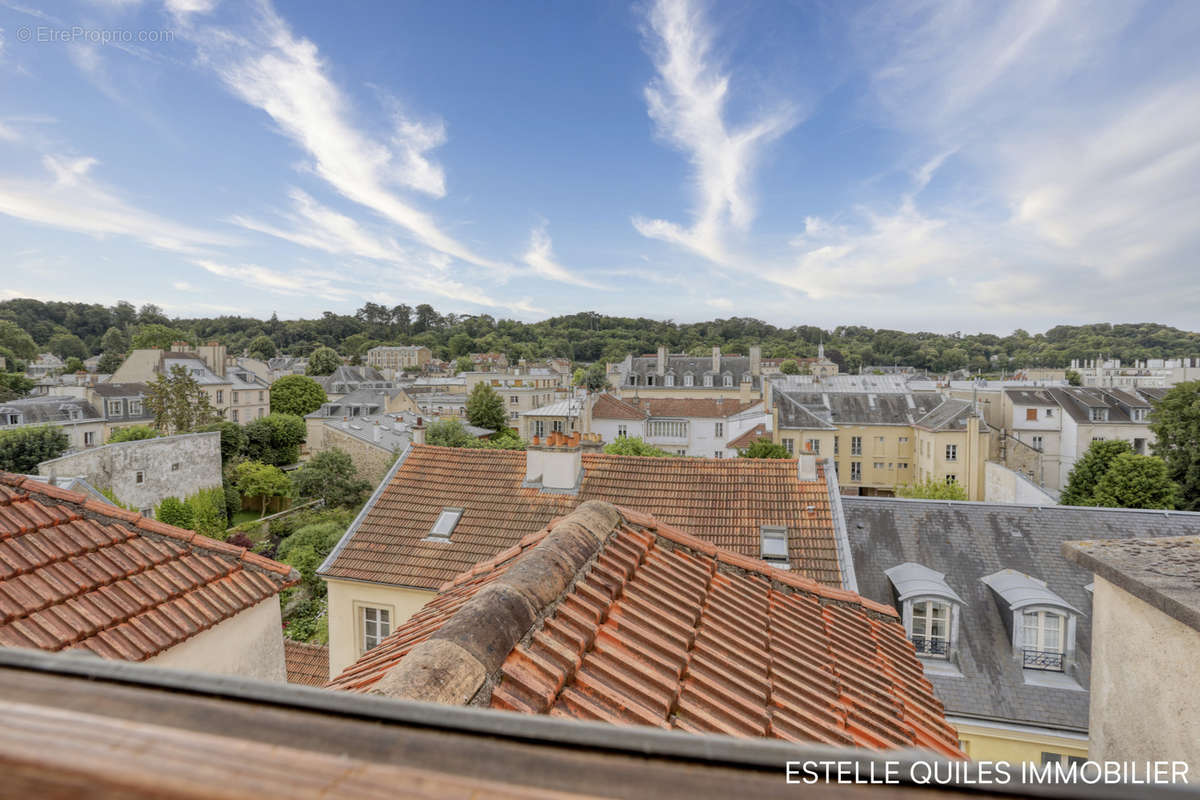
0, 425, 69, 472
108, 425, 159, 444
155, 497, 194, 529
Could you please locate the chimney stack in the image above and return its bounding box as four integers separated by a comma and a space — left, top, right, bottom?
798, 453, 818, 482
712, 346, 721, 373
657, 345, 667, 377
525, 431, 582, 491
412, 418, 425, 445
750, 345, 761, 377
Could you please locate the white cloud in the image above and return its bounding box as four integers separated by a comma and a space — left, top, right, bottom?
195, 258, 357, 300
172, 280, 195, 290
0, 154, 236, 253
0, 122, 20, 142
705, 297, 732, 309
521, 222, 603, 289
165, 0, 217, 21
633, 0, 797, 264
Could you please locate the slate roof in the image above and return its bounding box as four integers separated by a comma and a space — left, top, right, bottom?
912, 398, 985, 432
327, 502, 963, 757
625, 355, 763, 389
319, 445, 843, 589
522, 398, 583, 418
0, 472, 298, 661
591, 393, 648, 420
0, 397, 102, 425
776, 391, 946, 429
315, 366, 391, 395
88, 382, 149, 398
284, 640, 330, 687
842, 496, 1200, 732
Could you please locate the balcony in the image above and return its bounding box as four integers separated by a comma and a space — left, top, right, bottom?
1022, 648, 1064, 672
911, 636, 947, 657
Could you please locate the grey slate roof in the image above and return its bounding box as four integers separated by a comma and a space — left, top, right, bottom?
315, 366, 392, 395
843, 496, 1200, 733
89, 382, 149, 397
625, 355, 763, 389
776, 390, 944, 428
913, 397, 985, 432
0, 397, 102, 425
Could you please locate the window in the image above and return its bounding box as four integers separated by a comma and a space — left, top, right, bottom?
898, 436, 909, 444
108, 401, 121, 415
898, 462, 909, 469
140, 508, 153, 518
783, 438, 794, 455
1022, 610, 1066, 671
259, 391, 264, 402
216, 391, 223, 403
945, 444, 957, 461
760, 525, 788, 567
362, 606, 391, 653
232, 391, 239, 403
83, 431, 95, 447
1132, 408, 1146, 422
426, 508, 463, 542
617, 424, 627, 438
171, 463, 180, 472
534, 420, 545, 438
1026, 408, 1038, 421
683, 373, 694, 387
850, 461, 861, 481
722, 374, 733, 387
1089, 407, 1108, 422
258, 407, 265, 418
806, 439, 820, 454
945, 474, 957, 484
510, 396, 519, 404
135, 471, 144, 485
552, 420, 564, 433
714, 451, 722, 458
665, 375, 674, 387
1045, 408, 1054, 418
703, 375, 713, 387
873, 462, 885, 470
850, 436, 862, 456
1032, 435, 1043, 451
1092, 436, 1105, 443
833, 436, 839, 455
910, 600, 950, 657
715, 422, 723, 437
232, 409, 239, 422
646, 375, 655, 387
6, 413, 21, 425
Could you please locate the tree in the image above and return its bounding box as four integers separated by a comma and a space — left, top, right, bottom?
48, 333, 88, 360
466, 382, 508, 432
426, 418, 475, 447
195, 420, 248, 465
270, 375, 327, 417
1150, 380, 1200, 511
779, 359, 800, 375
738, 439, 791, 459
572, 367, 585, 386
131, 323, 192, 351
100, 326, 128, 355
603, 436, 673, 457
155, 497, 194, 529
1090, 453, 1179, 509
0, 373, 35, 402
232, 460, 292, 516
96, 352, 124, 374
108, 425, 159, 444
1065, 369, 1082, 386
1061, 440, 1133, 506
454, 355, 474, 374
897, 478, 969, 501
247, 334, 277, 360
0, 321, 37, 360
145, 365, 221, 434
583, 362, 609, 392
61, 357, 85, 374
291, 449, 371, 508
306, 346, 341, 376
0, 425, 69, 471
242, 413, 307, 466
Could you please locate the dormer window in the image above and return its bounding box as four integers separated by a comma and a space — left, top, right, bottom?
1089, 407, 1108, 422
722, 374, 733, 387
981, 569, 1080, 676
683, 373, 694, 387
703, 374, 713, 387
760, 525, 789, 568
886, 563, 964, 661
1022, 610, 1066, 671
911, 600, 951, 657
426, 508, 463, 542
665, 374, 675, 387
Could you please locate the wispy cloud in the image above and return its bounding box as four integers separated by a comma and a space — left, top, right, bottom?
521, 221, 603, 289
633, 0, 797, 264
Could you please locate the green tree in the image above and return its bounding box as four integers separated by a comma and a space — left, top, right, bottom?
270, 375, 327, 417
779, 359, 800, 375
1091, 453, 1179, 509
96, 352, 124, 374
61, 357, 85, 374
0, 373, 35, 402
1149, 381, 1200, 510
583, 362, 609, 392
131, 324, 193, 351
195, 420, 248, 465
466, 382, 508, 431
247, 334, 277, 360
572, 367, 585, 386
1061, 440, 1133, 506
48, 333, 88, 360
0, 321, 37, 360
100, 326, 128, 355
738, 439, 792, 459
897, 478, 969, 501
306, 346, 341, 376
454, 355, 474, 374
145, 365, 222, 434
155, 496, 194, 529
232, 460, 293, 516
0, 425, 69, 472
291, 449, 372, 508
242, 412, 307, 466
603, 436, 673, 457
1065, 369, 1082, 386
426, 418, 475, 447
107, 425, 159, 444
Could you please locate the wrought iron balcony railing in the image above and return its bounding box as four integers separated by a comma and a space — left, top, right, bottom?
911, 636, 948, 657
1022, 647, 1064, 671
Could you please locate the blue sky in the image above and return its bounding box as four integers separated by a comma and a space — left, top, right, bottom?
1, 0, 1198, 333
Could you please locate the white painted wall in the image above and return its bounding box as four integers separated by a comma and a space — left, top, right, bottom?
326, 577, 436, 678
984, 462, 1058, 505
146, 596, 287, 682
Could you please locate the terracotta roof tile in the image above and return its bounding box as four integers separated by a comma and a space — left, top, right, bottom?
327, 504, 962, 757
285, 640, 331, 687
725, 424, 770, 450
590, 393, 648, 421
633, 397, 761, 419
322, 445, 843, 590
0, 471, 299, 661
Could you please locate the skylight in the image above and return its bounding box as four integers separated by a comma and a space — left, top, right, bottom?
426, 508, 463, 542
760, 525, 789, 566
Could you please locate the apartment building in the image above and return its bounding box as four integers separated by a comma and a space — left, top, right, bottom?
607, 345, 767, 400
0, 396, 105, 451
365, 345, 432, 373
589, 393, 768, 458
462, 371, 566, 428
110, 342, 270, 423
1070, 357, 1200, 389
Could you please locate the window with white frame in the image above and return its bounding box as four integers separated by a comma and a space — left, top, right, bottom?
83, 431, 95, 447
850, 461, 862, 481
665, 375, 675, 387
945, 444, 958, 461
1022, 610, 1066, 671
833, 436, 839, 455
216, 391, 223, 403
1032, 435, 1043, 451
760, 525, 788, 567
806, 439, 820, 454
684, 373, 694, 387
715, 422, 723, 437
703, 374, 713, 387
910, 600, 951, 657
783, 438, 794, 455
617, 424, 627, 437
361, 606, 391, 653
722, 374, 733, 387
945, 474, 957, 485
426, 508, 463, 542
552, 420, 564, 433
850, 436, 862, 456
534, 420, 545, 438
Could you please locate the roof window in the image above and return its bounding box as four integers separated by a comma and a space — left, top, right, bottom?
760, 525, 789, 568
885, 562, 964, 660
426, 508, 463, 542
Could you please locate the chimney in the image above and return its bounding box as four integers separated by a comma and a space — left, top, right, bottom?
580, 432, 604, 452
373, 420, 383, 443
750, 345, 761, 377
526, 431, 582, 491
798, 453, 817, 482
657, 345, 667, 377
412, 418, 425, 445
712, 345, 721, 373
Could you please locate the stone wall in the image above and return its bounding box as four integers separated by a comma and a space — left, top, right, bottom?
38, 431, 222, 514
307, 422, 395, 487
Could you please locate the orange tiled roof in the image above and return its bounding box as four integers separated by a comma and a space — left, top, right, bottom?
319, 445, 841, 589
284, 640, 330, 687
590, 393, 648, 421
0, 473, 298, 661
327, 503, 962, 757
634, 397, 760, 419
726, 423, 770, 450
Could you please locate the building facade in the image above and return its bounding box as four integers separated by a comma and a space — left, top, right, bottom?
365, 345, 432, 373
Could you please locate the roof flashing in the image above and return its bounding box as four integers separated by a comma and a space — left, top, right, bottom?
885, 562, 964, 605
425, 508, 463, 542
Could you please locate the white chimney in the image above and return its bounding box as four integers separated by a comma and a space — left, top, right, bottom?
798, 454, 818, 482
750, 345, 761, 377
527, 432, 582, 490
657, 345, 667, 377
712, 346, 721, 373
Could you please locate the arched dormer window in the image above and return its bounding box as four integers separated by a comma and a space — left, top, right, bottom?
703, 374, 713, 387
981, 569, 1080, 673
683, 373, 694, 387
885, 562, 964, 660
722, 373, 733, 387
